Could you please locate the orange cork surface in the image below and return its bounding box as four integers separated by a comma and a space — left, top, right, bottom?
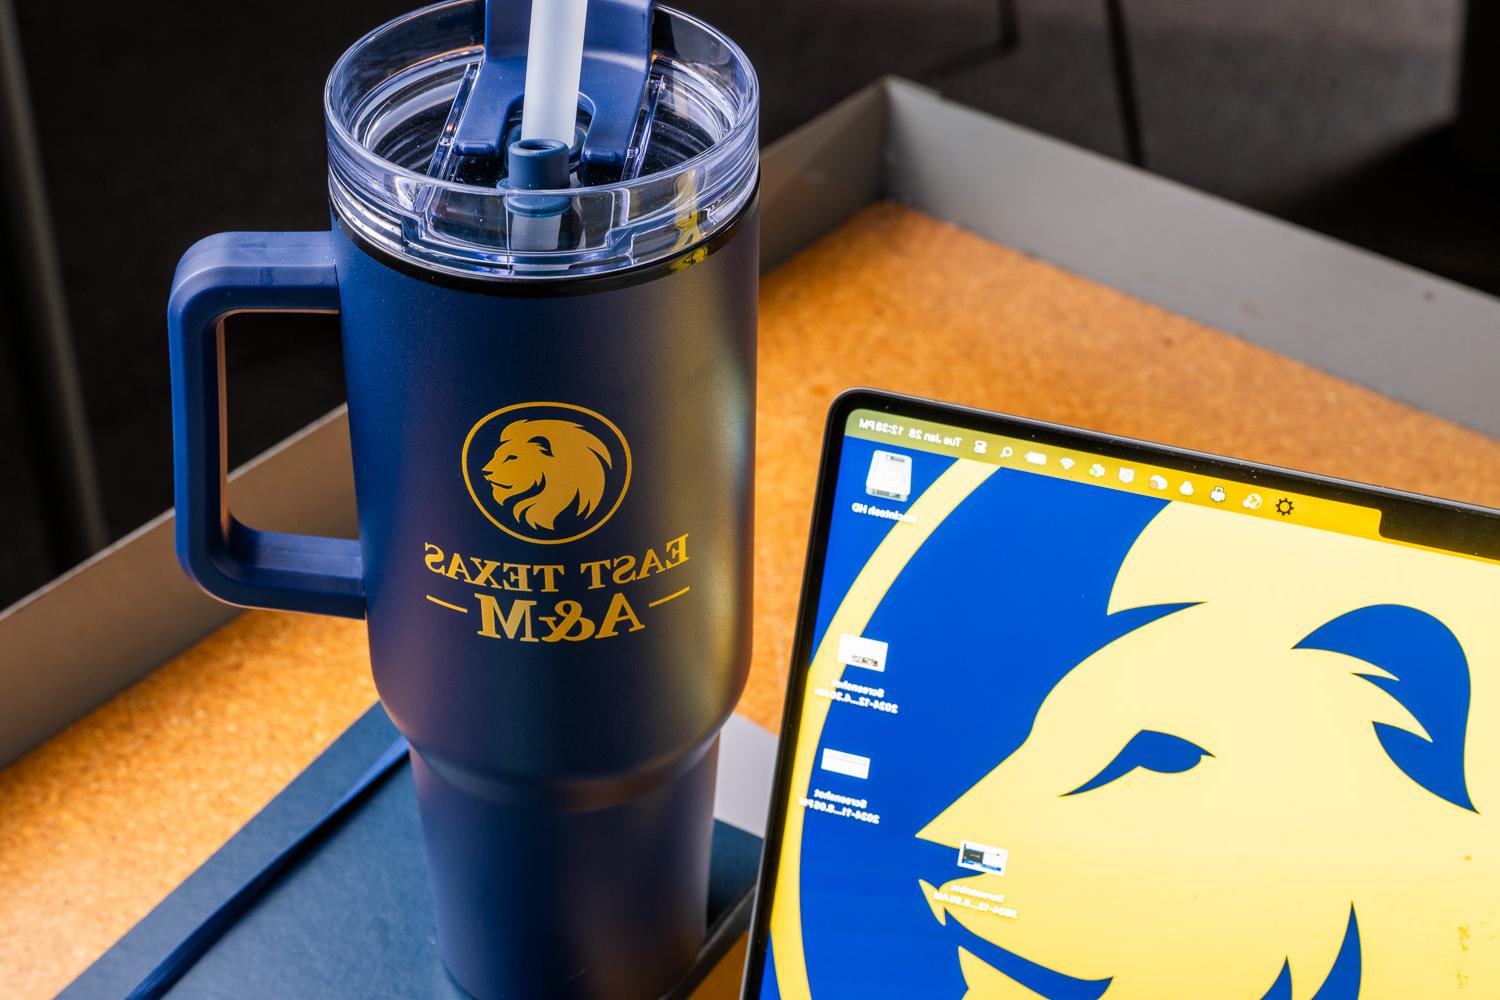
10, 201, 1500, 998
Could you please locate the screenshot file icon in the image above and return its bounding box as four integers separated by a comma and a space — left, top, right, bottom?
821, 748, 871, 779
837, 634, 889, 672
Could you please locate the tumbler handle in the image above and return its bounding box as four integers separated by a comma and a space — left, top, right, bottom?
168, 231, 365, 619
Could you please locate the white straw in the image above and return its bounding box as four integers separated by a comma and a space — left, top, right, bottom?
520, 0, 589, 145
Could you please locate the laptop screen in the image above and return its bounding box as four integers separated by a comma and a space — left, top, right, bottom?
746, 396, 1499, 999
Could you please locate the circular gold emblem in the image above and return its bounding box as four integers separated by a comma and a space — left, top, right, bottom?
461, 402, 631, 544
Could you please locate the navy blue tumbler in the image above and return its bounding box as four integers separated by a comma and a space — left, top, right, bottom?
166, 2, 757, 996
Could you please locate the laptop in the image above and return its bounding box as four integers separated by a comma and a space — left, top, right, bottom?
742, 389, 1500, 999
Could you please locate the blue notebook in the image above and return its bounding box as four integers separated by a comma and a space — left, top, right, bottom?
60, 704, 765, 999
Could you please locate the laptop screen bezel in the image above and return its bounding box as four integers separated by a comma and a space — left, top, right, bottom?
739, 386, 1500, 999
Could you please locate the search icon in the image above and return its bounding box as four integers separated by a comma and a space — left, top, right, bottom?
999, 446, 1013, 459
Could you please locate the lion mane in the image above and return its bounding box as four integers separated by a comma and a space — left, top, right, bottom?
481, 418, 612, 532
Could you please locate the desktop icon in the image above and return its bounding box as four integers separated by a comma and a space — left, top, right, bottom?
821, 748, 871, 780
1059, 457, 1076, 470
1276, 497, 1296, 516
973, 440, 988, 455
999, 446, 1013, 459
1149, 474, 1168, 490
957, 841, 1010, 877
1024, 451, 1047, 466
1118, 468, 1135, 484
865, 451, 913, 502
1179, 481, 1195, 497
1210, 486, 1227, 503
1088, 463, 1106, 478
837, 634, 888, 673
1243, 493, 1263, 510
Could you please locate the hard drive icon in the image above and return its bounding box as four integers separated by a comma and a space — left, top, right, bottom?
866, 450, 913, 502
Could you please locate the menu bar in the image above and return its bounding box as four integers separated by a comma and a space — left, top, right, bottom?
845, 408, 1382, 539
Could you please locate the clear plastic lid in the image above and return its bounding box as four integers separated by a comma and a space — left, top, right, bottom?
325, 1, 759, 281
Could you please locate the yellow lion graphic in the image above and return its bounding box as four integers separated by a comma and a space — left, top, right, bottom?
917, 502, 1499, 998
481, 418, 611, 531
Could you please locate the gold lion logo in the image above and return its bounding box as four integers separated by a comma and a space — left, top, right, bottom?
462, 403, 630, 544
483, 419, 611, 530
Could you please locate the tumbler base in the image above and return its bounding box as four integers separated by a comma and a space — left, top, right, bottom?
412, 741, 719, 1000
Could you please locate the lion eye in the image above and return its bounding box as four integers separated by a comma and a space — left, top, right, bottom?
501, 454, 517, 463
1064, 730, 1211, 796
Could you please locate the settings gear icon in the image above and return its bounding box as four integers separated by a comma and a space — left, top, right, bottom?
1275, 497, 1295, 517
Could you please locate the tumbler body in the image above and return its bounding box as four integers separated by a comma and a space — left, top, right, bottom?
333, 210, 757, 995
